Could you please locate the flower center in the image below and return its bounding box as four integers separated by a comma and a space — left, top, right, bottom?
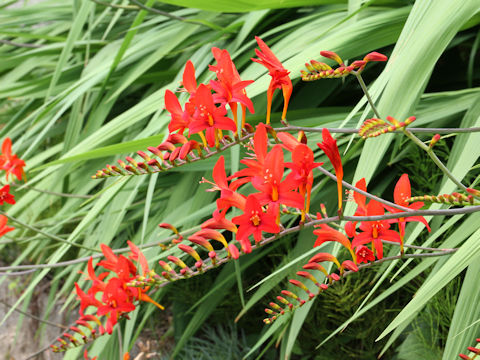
208, 114, 214, 126
250, 211, 261, 226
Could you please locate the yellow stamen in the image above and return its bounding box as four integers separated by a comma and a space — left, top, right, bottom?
198, 131, 208, 148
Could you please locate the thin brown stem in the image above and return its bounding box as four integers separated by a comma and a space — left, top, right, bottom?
9, 182, 93, 199
0, 299, 68, 330
0, 39, 42, 48
0, 211, 100, 253
2, 204, 480, 274
275, 126, 480, 134
90, 0, 140, 9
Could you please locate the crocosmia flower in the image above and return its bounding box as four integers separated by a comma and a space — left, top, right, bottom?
252, 36, 292, 124
0, 138, 26, 181
232, 194, 280, 251
0, 184, 15, 205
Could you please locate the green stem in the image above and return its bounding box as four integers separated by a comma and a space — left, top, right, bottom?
354, 72, 381, 118
401, 128, 478, 198
353, 71, 477, 199
0, 211, 100, 253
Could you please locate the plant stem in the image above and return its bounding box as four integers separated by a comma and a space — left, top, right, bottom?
354, 72, 381, 118
353, 71, 477, 199
402, 128, 474, 196
9, 182, 93, 199
0, 211, 100, 253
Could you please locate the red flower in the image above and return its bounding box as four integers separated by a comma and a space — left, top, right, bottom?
252, 145, 304, 213
352, 200, 401, 259
189, 84, 237, 148
164, 89, 192, 134
181, 60, 198, 96
285, 144, 323, 217
205, 155, 246, 211
229, 123, 268, 189
317, 129, 343, 213
209, 47, 254, 119
232, 194, 280, 250
0, 215, 14, 237
74, 244, 164, 335
0, 138, 26, 181
252, 36, 292, 124
384, 174, 431, 253
344, 178, 368, 237
0, 185, 15, 205
313, 215, 355, 262
355, 245, 375, 264
201, 208, 237, 233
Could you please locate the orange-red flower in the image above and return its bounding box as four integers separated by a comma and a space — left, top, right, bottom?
189, 84, 237, 148
0, 184, 15, 205
229, 123, 268, 189
384, 174, 431, 253
206, 155, 246, 211
252, 145, 304, 213
355, 245, 375, 264
0, 138, 26, 181
209, 47, 254, 127
252, 36, 292, 124
352, 200, 401, 260
285, 143, 322, 218
317, 129, 343, 213
75, 243, 163, 335
0, 215, 14, 237
313, 215, 355, 262
232, 194, 280, 252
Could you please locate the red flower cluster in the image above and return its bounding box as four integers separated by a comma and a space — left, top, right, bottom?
53, 242, 164, 352
343, 175, 430, 262
196, 124, 329, 253
165, 49, 254, 148
0, 138, 24, 239
164, 37, 293, 148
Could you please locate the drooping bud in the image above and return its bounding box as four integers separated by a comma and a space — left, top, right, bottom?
166, 256, 189, 272
341, 260, 358, 272
302, 262, 329, 277
320, 51, 343, 65
296, 271, 319, 286
178, 244, 201, 262
159, 222, 179, 235
228, 243, 239, 259
363, 52, 388, 62
429, 134, 441, 148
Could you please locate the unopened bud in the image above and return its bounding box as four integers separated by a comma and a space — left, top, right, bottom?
429, 134, 441, 148
320, 51, 343, 65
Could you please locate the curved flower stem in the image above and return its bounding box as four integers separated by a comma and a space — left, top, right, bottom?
9, 182, 93, 199
0, 211, 100, 253
353, 71, 478, 199
275, 126, 480, 134
24, 321, 78, 360
401, 128, 478, 199
0, 225, 201, 272
0, 299, 67, 329
354, 72, 381, 118
381, 240, 454, 252
346, 249, 458, 276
